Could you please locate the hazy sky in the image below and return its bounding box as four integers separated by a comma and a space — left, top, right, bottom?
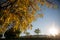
21, 0, 60, 36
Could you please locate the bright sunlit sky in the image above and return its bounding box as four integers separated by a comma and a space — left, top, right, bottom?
21, 0, 60, 36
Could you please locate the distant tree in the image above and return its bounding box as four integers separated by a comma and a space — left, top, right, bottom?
34, 28, 40, 35
24, 32, 30, 36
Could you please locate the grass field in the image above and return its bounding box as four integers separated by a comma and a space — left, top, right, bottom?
0, 35, 60, 40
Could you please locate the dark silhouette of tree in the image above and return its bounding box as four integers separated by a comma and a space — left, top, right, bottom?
24, 32, 30, 36
34, 28, 40, 35
5, 28, 21, 38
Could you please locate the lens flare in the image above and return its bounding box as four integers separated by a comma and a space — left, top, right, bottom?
48, 27, 59, 36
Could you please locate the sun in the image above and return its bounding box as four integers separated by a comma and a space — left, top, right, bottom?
48, 27, 59, 36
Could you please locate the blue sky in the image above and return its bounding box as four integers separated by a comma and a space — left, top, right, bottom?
21, 0, 60, 36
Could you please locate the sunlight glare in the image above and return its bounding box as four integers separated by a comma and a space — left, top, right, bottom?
48, 23, 59, 36
49, 27, 58, 36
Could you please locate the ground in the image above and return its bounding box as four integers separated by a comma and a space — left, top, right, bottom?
0, 35, 60, 40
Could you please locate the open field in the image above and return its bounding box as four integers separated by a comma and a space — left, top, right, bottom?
0, 35, 60, 40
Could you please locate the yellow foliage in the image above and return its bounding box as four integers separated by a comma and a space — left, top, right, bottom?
0, 0, 52, 33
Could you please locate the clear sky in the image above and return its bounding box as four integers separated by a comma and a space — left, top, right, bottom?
21, 0, 60, 36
